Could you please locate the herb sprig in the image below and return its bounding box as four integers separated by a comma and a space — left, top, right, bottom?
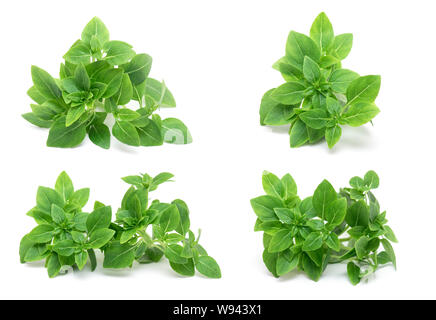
250, 170, 397, 284
19, 172, 220, 278
260, 12, 381, 148
23, 17, 192, 149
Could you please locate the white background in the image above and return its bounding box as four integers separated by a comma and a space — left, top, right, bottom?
0, 0, 435, 299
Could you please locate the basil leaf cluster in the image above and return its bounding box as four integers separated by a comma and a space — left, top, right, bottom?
250, 170, 397, 285
260, 12, 381, 148
23, 17, 192, 149
19, 172, 220, 279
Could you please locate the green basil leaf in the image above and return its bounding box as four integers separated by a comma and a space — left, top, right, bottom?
346, 200, 369, 227
262, 171, 284, 199
329, 69, 359, 93
299, 109, 328, 129
250, 195, 283, 222
195, 256, 221, 279
286, 31, 321, 72
313, 179, 337, 219
86, 206, 112, 234
269, 229, 293, 253
325, 125, 342, 148
103, 242, 136, 269
122, 53, 152, 85
47, 116, 87, 148
303, 56, 321, 83
64, 40, 92, 64
161, 118, 192, 144
332, 33, 353, 60
88, 122, 110, 149
271, 82, 306, 105
81, 17, 110, 47
112, 120, 140, 146
341, 102, 380, 127
346, 75, 381, 105
87, 228, 115, 249
103, 40, 135, 66
289, 119, 309, 148
310, 12, 334, 52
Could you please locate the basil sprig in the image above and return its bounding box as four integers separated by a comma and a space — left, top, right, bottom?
23, 17, 192, 149
19, 172, 220, 278
251, 170, 397, 285
260, 12, 381, 148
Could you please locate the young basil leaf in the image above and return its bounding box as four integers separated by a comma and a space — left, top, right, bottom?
36, 186, 64, 213
47, 253, 62, 278
161, 118, 192, 144
329, 69, 359, 93
159, 204, 180, 233
103, 242, 136, 269
103, 40, 135, 66
286, 31, 321, 71
22, 113, 52, 128
112, 120, 140, 146
88, 122, 111, 149
302, 232, 323, 251
299, 109, 329, 129
269, 229, 293, 253
310, 12, 334, 53
325, 197, 347, 227
303, 56, 321, 83
313, 179, 337, 219
87, 228, 115, 249
144, 78, 176, 108
195, 256, 221, 279
276, 249, 299, 276
250, 195, 283, 222
346, 75, 381, 105
346, 200, 369, 227
262, 171, 285, 199
332, 33, 353, 60
341, 102, 380, 127
55, 171, 74, 201
325, 125, 342, 148
122, 53, 152, 86
86, 206, 112, 234
364, 170, 379, 189
263, 104, 295, 125
289, 119, 309, 148
47, 116, 87, 148
271, 82, 306, 105
81, 17, 110, 47
347, 262, 361, 285
64, 40, 92, 64
31, 66, 62, 101
136, 118, 164, 146
169, 259, 195, 277
28, 225, 55, 243
114, 74, 133, 105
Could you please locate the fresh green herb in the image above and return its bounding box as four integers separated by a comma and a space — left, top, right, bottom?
19, 172, 220, 278
260, 12, 381, 148
23, 17, 192, 149
250, 170, 397, 284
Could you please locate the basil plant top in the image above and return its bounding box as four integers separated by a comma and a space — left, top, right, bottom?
19, 171, 221, 279
260, 12, 381, 148
250, 170, 397, 285
23, 17, 192, 149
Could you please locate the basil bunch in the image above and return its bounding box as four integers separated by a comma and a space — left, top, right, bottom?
19, 172, 220, 279
260, 12, 381, 148
23, 17, 192, 149
250, 170, 397, 285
